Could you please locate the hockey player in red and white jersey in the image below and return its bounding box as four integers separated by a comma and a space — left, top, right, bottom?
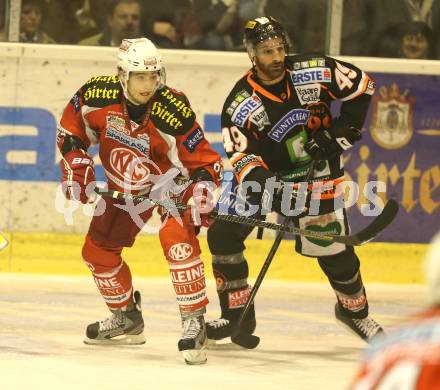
58, 37, 222, 365
350, 233, 440, 389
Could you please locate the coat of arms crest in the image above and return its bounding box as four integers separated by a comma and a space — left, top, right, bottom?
370, 83, 414, 149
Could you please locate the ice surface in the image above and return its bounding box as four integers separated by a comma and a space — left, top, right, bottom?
0, 274, 426, 390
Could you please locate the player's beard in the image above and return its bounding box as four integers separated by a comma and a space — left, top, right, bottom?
255, 58, 285, 82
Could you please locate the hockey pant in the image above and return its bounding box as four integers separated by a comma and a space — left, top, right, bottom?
82, 196, 208, 316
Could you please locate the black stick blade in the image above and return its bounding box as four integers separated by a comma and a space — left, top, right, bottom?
336, 199, 399, 246
231, 333, 261, 349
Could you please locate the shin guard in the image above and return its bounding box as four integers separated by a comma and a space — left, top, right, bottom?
213, 252, 254, 322
82, 235, 134, 310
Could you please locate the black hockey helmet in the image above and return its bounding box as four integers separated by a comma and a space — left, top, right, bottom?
243, 16, 290, 58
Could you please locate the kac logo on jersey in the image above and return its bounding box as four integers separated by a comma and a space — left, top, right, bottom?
109, 148, 150, 185
183, 127, 204, 153
231, 95, 262, 127
267, 109, 310, 142
168, 243, 193, 261
291, 68, 332, 86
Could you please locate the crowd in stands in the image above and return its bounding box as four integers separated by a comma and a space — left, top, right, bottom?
0, 0, 439, 59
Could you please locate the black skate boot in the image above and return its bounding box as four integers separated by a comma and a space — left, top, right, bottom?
206, 303, 256, 341
206, 311, 256, 341
84, 290, 145, 345
335, 303, 384, 343
178, 315, 207, 365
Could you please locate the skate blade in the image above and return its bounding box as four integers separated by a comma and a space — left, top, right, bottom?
334, 317, 369, 343
206, 338, 247, 350
181, 348, 207, 365
84, 333, 146, 346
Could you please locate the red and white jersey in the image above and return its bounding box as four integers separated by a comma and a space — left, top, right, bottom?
350, 307, 440, 390
58, 75, 222, 192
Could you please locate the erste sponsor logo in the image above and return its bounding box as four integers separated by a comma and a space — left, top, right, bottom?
291, 68, 332, 85
231, 95, 262, 127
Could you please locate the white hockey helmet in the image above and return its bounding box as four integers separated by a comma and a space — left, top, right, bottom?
117, 38, 166, 100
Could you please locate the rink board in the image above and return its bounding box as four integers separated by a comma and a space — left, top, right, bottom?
0, 43, 439, 244
0, 233, 428, 284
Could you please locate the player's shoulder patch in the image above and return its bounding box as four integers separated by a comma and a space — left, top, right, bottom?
288, 54, 332, 86
81, 75, 121, 107
223, 78, 264, 128
224, 77, 253, 117
151, 86, 195, 135
287, 54, 327, 71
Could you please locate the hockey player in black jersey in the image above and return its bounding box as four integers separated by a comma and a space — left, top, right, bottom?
206, 16, 384, 344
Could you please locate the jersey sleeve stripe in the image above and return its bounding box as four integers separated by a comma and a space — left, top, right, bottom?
230, 152, 247, 166
321, 85, 337, 100
236, 161, 262, 183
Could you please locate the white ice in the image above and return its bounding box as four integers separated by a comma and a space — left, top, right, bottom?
0, 274, 427, 390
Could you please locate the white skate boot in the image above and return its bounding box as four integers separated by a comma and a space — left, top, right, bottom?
84, 291, 145, 345
178, 315, 207, 365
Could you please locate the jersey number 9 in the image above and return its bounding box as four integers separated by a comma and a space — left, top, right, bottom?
222, 126, 248, 153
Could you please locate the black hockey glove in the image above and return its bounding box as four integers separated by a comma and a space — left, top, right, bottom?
305, 126, 362, 160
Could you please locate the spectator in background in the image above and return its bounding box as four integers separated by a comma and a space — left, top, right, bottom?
142, 1, 190, 48
222, 0, 266, 50
19, 0, 55, 43
399, 22, 437, 59
41, 0, 98, 44
349, 232, 440, 389
181, 0, 237, 50
374, 22, 437, 59
368, 0, 440, 59
79, 0, 142, 46
265, 0, 327, 53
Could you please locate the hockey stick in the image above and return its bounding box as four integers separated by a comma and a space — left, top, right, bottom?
230, 159, 317, 348
229, 182, 399, 349
93, 189, 399, 247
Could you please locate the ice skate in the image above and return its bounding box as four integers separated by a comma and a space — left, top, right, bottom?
206, 301, 256, 344
206, 316, 256, 342
335, 303, 384, 343
178, 315, 207, 365
84, 291, 145, 345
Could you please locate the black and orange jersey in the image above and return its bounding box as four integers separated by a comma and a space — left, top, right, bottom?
58, 75, 222, 193
221, 54, 375, 185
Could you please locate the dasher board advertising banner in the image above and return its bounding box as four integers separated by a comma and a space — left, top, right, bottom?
0, 44, 438, 242
344, 73, 440, 243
